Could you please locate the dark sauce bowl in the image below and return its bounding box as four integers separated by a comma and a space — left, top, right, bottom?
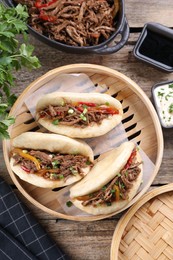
133, 22, 173, 72
5, 0, 129, 55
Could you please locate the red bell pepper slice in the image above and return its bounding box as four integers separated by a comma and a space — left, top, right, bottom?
124, 149, 137, 170
78, 102, 96, 107
21, 165, 31, 173
35, 0, 57, 8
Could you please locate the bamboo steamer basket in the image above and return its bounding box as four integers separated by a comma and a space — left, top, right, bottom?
3, 64, 163, 221
111, 184, 173, 260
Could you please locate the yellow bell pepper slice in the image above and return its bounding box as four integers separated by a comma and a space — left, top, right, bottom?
113, 185, 120, 202
12, 148, 40, 171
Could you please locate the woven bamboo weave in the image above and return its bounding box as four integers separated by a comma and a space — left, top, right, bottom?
111, 185, 173, 260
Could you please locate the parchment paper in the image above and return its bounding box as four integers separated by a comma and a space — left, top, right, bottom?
24, 73, 155, 216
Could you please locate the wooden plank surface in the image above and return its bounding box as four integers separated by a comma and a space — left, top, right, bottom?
126, 0, 173, 27
1, 1, 173, 259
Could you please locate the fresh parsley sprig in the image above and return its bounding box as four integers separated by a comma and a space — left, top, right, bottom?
0, 3, 41, 139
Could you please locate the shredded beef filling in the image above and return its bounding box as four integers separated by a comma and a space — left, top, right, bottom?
14, 0, 118, 46
79, 155, 142, 207
39, 103, 118, 128
12, 149, 92, 181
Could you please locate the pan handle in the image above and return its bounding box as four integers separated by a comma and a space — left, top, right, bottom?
92, 16, 129, 55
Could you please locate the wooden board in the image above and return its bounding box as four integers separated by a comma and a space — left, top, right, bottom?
3, 64, 163, 221
125, 0, 173, 28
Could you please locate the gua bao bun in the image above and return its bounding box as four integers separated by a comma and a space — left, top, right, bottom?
36, 92, 123, 138
10, 132, 94, 188
70, 142, 143, 215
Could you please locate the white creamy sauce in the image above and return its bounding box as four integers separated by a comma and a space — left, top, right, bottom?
153, 83, 173, 127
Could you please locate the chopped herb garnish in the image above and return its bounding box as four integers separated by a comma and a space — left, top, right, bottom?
52, 119, 59, 125
120, 183, 125, 189
83, 108, 88, 114
102, 186, 107, 191
158, 92, 164, 97
69, 167, 78, 175
106, 202, 112, 206
105, 102, 110, 106
50, 173, 58, 180
169, 103, 173, 113
59, 174, 64, 179
52, 160, 60, 168
165, 94, 171, 101
111, 189, 115, 193
120, 193, 123, 198
169, 84, 173, 89
66, 201, 73, 207
86, 160, 91, 165
80, 113, 87, 121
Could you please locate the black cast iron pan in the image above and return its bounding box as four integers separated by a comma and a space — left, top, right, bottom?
5, 0, 129, 55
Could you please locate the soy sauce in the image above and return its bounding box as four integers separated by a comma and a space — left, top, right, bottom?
139, 29, 173, 67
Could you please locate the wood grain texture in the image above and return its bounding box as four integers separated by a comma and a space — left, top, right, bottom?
125, 0, 173, 27
0, 1, 173, 259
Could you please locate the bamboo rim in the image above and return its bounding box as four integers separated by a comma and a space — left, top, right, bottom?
2, 63, 164, 221
110, 183, 173, 259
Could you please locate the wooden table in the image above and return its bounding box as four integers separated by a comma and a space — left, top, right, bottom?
1, 1, 173, 259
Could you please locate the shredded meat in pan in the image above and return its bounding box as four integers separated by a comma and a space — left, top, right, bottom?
14, 0, 118, 46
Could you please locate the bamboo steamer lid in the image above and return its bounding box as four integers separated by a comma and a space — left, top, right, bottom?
111, 184, 173, 259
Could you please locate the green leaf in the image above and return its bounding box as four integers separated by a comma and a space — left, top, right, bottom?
1, 116, 15, 127
7, 94, 17, 106
0, 56, 12, 66
3, 84, 11, 97
20, 44, 34, 57
14, 21, 28, 33
11, 59, 22, 70
0, 128, 10, 139
21, 55, 41, 69
0, 103, 8, 109
0, 3, 40, 139
0, 38, 18, 53
0, 31, 15, 38
15, 3, 28, 19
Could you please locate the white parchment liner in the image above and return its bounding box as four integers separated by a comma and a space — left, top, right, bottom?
24, 73, 155, 216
